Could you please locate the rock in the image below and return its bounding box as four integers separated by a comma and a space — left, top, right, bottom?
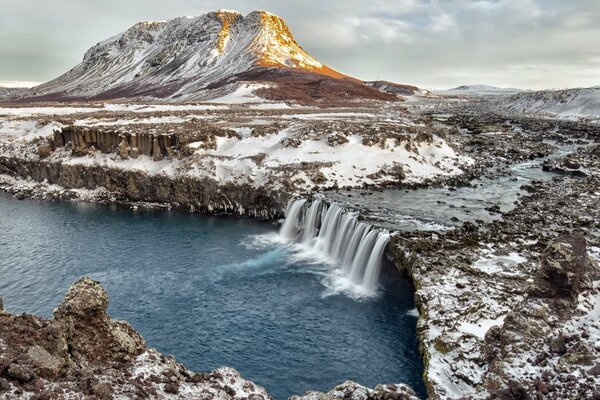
489, 380, 531, 400
328, 381, 371, 400
152, 138, 163, 161
562, 158, 581, 170
312, 171, 327, 184
559, 342, 595, 366
291, 381, 419, 400
91, 382, 113, 399
26, 345, 63, 379
550, 335, 567, 355
118, 140, 129, 159
372, 383, 419, 400
587, 363, 600, 376
0, 279, 272, 399
53, 277, 145, 366
37, 143, 53, 158
164, 382, 179, 394
6, 363, 34, 383
0, 297, 4, 313
531, 233, 592, 300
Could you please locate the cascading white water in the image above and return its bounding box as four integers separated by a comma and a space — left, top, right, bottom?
362, 233, 390, 291
280, 198, 390, 292
302, 199, 322, 242
279, 199, 306, 239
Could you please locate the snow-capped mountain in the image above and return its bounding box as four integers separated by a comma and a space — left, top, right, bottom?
494, 87, 600, 120
25, 10, 395, 104
0, 87, 29, 101
437, 84, 524, 95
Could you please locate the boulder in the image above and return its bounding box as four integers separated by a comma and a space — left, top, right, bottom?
26, 345, 64, 379
53, 277, 145, 366
37, 142, 54, 158
531, 233, 593, 300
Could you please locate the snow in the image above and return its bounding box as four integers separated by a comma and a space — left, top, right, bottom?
436, 85, 524, 96
191, 128, 466, 188
0, 106, 103, 117
0, 120, 61, 140
209, 84, 269, 104
496, 87, 600, 121
0, 103, 227, 118
472, 250, 527, 275
0, 80, 40, 88
0, 104, 470, 193
460, 315, 506, 339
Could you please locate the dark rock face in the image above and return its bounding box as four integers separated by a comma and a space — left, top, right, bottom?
54, 124, 235, 160
0, 155, 286, 220
532, 234, 593, 300
53, 278, 145, 367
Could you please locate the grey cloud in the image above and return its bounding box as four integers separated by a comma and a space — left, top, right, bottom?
0, 0, 598, 89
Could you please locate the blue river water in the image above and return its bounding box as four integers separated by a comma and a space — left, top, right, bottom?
0, 192, 425, 399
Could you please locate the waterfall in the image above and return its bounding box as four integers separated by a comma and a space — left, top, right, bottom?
279, 199, 306, 239
279, 198, 390, 292
302, 199, 323, 242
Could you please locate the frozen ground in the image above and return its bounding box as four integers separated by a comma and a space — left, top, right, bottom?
0, 103, 472, 194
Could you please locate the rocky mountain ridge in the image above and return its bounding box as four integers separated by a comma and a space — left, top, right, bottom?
21, 10, 398, 105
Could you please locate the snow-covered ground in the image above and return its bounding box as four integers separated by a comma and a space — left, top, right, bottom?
494, 87, 600, 121
0, 105, 472, 193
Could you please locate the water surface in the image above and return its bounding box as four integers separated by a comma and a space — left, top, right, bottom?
0, 193, 425, 399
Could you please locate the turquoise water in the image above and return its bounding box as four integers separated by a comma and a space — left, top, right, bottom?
0, 193, 425, 399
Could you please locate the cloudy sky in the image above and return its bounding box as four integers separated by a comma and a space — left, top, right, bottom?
0, 0, 598, 89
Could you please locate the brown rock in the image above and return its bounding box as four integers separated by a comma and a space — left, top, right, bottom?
7, 363, 35, 383
26, 345, 63, 379
53, 277, 145, 367
37, 143, 53, 158
164, 382, 179, 394
91, 382, 113, 399
550, 335, 567, 355
531, 233, 592, 300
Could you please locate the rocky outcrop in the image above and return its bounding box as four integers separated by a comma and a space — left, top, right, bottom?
0, 278, 272, 399
290, 381, 419, 400
53, 279, 145, 367
53, 124, 236, 160
0, 156, 286, 219
531, 234, 595, 301
484, 234, 599, 399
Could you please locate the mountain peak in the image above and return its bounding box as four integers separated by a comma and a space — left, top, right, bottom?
26, 10, 395, 104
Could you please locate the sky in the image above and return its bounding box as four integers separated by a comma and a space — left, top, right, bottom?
0, 0, 599, 89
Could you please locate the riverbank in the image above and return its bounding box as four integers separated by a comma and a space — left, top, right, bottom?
387, 143, 600, 398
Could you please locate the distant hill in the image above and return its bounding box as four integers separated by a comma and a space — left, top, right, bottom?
437, 84, 524, 96
494, 87, 600, 120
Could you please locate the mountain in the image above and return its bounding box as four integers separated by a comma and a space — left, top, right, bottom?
0, 87, 29, 101
439, 84, 524, 95
365, 81, 420, 96
23, 10, 397, 105
494, 87, 600, 120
